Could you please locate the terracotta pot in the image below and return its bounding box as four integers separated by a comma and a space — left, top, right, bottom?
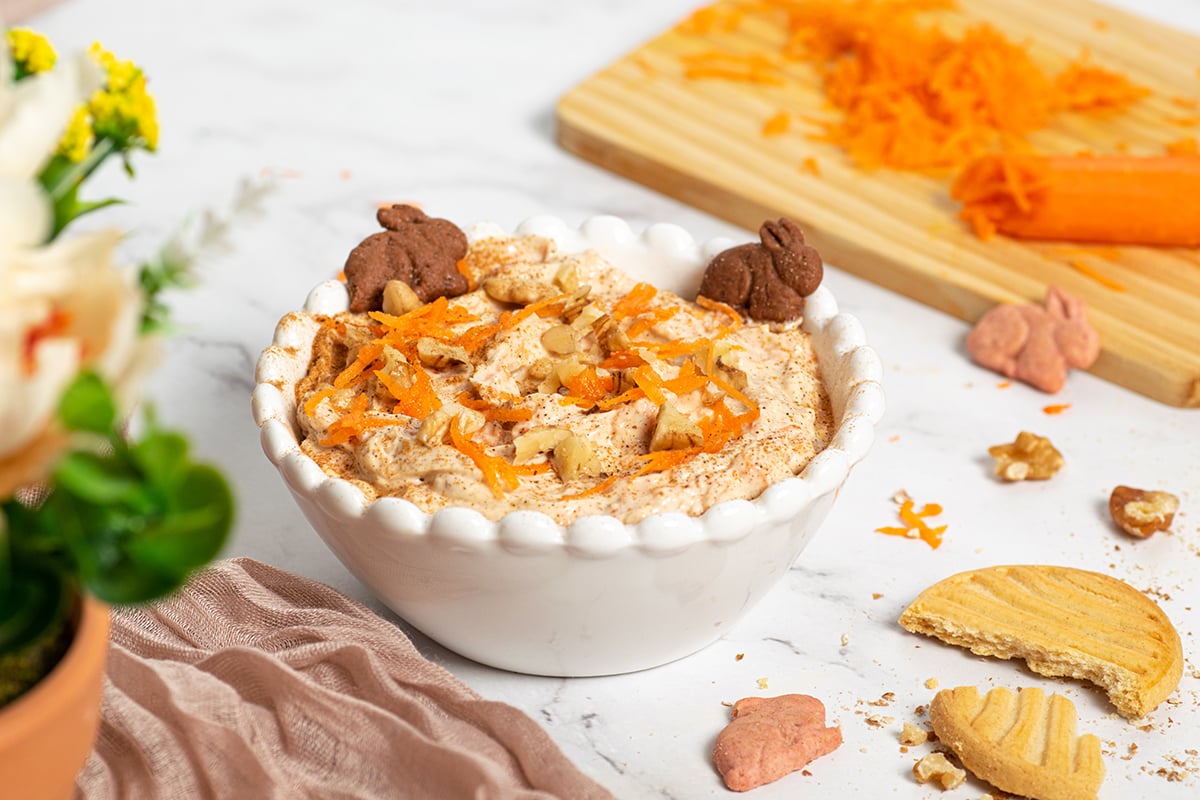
0, 595, 110, 799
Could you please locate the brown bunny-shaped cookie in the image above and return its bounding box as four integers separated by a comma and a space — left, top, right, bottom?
966, 285, 1101, 393
343, 204, 469, 312
698, 217, 823, 322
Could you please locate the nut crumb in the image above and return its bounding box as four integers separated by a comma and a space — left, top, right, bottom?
735, 653, 745, 661
757, 677, 769, 690
913, 752, 966, 790
840, 633, 850, 647
900, 722, 929, 746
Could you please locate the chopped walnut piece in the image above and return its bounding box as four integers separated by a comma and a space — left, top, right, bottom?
899, 722, 928, 746
482, 275, 554, 305
551, 434, 603, 482
527, 357, 554, 381
417, 403, 483, 447
381, 279, 423, 315
1109, 485, 1180, 538
649, 402, 703, 452
553, 262, 579, 292
416, 337, 471, 371
541, 324, 578, 356
513, 427, 572, 464
987, 431, 1064, 481
913, 752, 966, 790
559, 285, 592, 321
593, 313, 630, 354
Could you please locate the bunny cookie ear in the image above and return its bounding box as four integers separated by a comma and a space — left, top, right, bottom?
1044, 285, 1086, 320
759, 217, 807, 250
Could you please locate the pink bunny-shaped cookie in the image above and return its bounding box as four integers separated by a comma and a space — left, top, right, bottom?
966, 286, 1101, 393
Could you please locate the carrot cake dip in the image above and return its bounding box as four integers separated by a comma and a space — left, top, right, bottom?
293, 207, 833, 524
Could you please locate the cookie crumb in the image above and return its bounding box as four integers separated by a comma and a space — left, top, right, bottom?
925, 677, 940, 690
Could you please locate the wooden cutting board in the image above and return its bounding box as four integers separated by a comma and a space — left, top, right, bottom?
557, 0, 1200, 407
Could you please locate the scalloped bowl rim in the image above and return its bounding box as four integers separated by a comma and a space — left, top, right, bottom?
252, 215, 885, 559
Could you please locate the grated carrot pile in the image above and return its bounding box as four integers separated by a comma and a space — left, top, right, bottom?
680, 0, 1150, 172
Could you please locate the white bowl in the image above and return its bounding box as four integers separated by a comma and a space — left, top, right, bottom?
252, 215, 884, 676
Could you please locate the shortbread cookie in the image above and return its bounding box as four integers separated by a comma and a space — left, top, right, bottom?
899, 565, 1182, 718
930, 686, 1103, 800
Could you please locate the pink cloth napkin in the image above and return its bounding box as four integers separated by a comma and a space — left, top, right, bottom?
75, 558, 615, 800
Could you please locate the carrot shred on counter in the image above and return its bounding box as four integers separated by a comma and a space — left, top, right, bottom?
1068, 259, 1126, 292
1043, 403, 1071, 415
951, 153, 1200, 246
680, 0, 1149, 172
876, 498, 947, 549
680, 51, 784, 86
1166, 136, 1199, 156
762, 111, 791, 137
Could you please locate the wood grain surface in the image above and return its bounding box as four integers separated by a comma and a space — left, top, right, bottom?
557, 0, 1200, 407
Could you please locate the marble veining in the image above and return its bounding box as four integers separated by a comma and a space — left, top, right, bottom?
22, 0, 1200, 796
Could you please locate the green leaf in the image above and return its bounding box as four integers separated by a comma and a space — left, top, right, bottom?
54, 452, 140, 504
127, 464, 233, 574
58, 372, 117, 434
131, 431, 189, 493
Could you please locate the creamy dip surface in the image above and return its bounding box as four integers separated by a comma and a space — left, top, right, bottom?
294, 234, 834, 525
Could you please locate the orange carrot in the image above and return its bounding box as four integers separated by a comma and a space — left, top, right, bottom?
952, 153, 1200, 246
761, 111, 791, 137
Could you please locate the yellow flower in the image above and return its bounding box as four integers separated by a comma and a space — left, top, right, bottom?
55, 106, 94, 162
85, 41, 159, 152
6, 28, 57, 75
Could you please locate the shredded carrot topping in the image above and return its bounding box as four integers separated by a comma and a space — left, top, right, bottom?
626, 306, 681, 337
303, 387, 338, 418
611, 282, 658, 320
633, 364, 668, 405
333, 343, 385, 388
448, 419, 519, 499
565, 366, 616, 403
635, 448, 701, 476
695, 295, 743, 329
560, 475, 619, 500
320, 394, 396, 447
598, 350, 647, 370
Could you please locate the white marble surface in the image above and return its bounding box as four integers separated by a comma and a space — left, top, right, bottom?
25, 0, 1200, 796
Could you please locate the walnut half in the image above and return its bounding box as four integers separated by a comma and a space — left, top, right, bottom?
987, 431, 1063, 482
1109, 485, 1180, 538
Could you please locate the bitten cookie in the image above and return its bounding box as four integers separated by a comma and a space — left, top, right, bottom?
930, 686, 1103, 800
899, 565, 1182, 718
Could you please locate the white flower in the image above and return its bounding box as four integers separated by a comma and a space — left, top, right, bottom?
0, 46, 149, 493
0, 50, 102, 247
